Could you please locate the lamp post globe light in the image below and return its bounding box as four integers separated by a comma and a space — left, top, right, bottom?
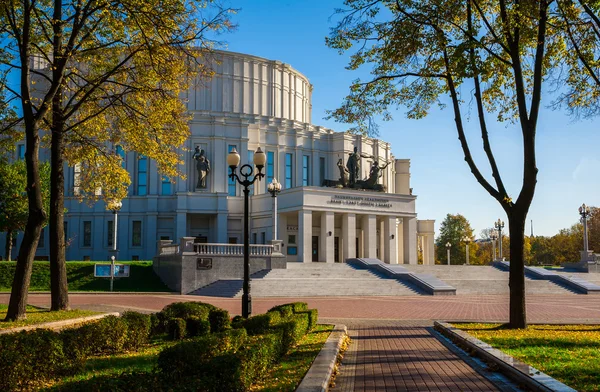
106, 199, 122, 292
462, 236, 471, 265
494, 219, 505, 260
267, 178, 282, 241
228, 147, 266, 318
579, 203, 592, 261
445, 242, 451, 265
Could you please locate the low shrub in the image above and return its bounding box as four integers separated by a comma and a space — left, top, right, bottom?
166, 317, 187, 340
277, 313, 310, 355
121, 312, 151, 350
76, 315, 129, 355
186, 316, 210, 337
231, 315, 245, 329
243, 311, 282, 335
0, 329, 77, 391
298, 309, 318, 332
160, 301, 215, 322
268, 302, 308, 318
149, 313, 162, 335
49, 371, 166, 392
158, 328, 247, 381
209, 308, 231, 332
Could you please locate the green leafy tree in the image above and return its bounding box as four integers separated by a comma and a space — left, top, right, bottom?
327, 0, 565, 328
0, 0, 234, 320
435, 214, 478, 265
0, 160, 50, 261
587, 206, 599, 254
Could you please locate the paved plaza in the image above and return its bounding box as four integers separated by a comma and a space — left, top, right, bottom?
3, 293, 599, 391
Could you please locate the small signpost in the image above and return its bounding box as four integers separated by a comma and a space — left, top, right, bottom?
94, 257, 130, 291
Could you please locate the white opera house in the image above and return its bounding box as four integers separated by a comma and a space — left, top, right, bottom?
6, 50, 435, 265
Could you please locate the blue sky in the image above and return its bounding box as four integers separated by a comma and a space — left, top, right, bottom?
221, 0, 600, 238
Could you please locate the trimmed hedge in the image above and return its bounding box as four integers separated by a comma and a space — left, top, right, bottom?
160, 301, 215, 321
167, 317, 187, 340
186, 316, 210, 337
209, 308, 231, 332
121, 312, 151, 350
243, 311, 282, 335
75, 315, 129, 355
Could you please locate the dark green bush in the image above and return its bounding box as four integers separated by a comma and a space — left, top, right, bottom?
0, 329, 76, 391
149, 313, 162, 335
209, 308, 231, 332
158, 329, 247, 381
298, 309, 318, 331
76, 315, 129, 355
268, 302, 308, 318
276, 313, 310, 355
243, 311, 282, 335
231, 315, 245, 329
160, 301, 215, 322
167, 317, 187, 340
49, 371, 167, 392
186, 316, 210, 337
121, 311, 151, 350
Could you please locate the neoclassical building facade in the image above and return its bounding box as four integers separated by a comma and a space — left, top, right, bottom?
5, 50, 435, 264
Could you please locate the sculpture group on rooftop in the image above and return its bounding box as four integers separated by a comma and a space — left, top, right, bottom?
325, 147, 390, 192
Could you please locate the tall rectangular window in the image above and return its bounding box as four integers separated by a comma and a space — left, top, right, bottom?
285, 153, 293, 189
132, 221, 142, 247
161, 177, 172, 195
228, 145, 236, 196
83, 221, 92, 247
107, 220, 114, 247
302, 155, 310, 186
137, 156, 147, 196
266, 151, 274, 192
247, 150, 254, 196
17, 145, 25, 160
116, 145, 126, 168
319, 157, 326, 186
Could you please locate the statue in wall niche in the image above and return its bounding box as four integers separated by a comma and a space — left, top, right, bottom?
193, 146, 210, 188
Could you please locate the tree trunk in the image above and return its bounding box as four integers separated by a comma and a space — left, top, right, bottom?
4, 230, 12, 262
5, 124, 46, 321
49, 100, 69, 311
508, 209, 527, 329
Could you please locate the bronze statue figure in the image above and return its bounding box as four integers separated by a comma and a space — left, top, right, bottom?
346, 146, 370, 186
193, 146, 210, 188
337, 158, 349, 187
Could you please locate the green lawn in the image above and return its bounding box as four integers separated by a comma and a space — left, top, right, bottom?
455, 323, 600, 392
45, 325, 333, 391
0, 304, 100, 330
0, 261, 172, 292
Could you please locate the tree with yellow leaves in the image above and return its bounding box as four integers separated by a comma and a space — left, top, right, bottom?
0, 0, 235, 321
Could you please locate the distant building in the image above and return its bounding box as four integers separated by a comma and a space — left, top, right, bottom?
3, 50, 435, 264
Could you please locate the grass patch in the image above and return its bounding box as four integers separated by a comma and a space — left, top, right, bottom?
455, 323, 600, 392
252, 324, 334, 392
0, 261, 171, 292
0, 304, 100, 330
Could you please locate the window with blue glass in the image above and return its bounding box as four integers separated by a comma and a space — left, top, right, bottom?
302, 155, 309, 186
137, 156, 147, 196
285, 153, 293, 189
17, 145, 25, 160
116, 145, 126, 168
266, 151, 274, 192
162, 176, 172, 195
247, 150, 254, 195
228, 145, 236, 196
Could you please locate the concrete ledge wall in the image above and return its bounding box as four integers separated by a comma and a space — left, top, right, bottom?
154, 254, 286, 294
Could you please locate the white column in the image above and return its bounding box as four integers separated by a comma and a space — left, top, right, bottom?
298, 210, 312, 263
320, 211, 334, 263
403, 217, 417, 265
342, 213, 356, 261
363, 214, 377, 259
278, 213, 288, 246
427, 234, 435, 265
384, 216, 398, 264
216, 212, 228, 243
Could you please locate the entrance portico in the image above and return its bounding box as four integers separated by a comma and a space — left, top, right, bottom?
249, 186, 430, 265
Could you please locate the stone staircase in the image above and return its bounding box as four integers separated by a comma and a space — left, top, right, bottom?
191, 262, 422, 297
402, 265, 578, 295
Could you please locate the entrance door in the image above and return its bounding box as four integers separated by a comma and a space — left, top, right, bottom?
312, 236, 319, 262
356, 237, 360, 259
334, 237, 340, 262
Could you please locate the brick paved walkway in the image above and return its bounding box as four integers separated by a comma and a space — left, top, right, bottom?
326, 319, 500, 392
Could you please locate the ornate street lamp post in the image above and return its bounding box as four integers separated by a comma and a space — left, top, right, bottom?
267, 178, 282, 241
227, 147, 266, 318
462, 236, 471, 265
106, 200, 122, 292
579, 203, 591, 261
494, 219, 505, 260
445, 242, 451, 265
